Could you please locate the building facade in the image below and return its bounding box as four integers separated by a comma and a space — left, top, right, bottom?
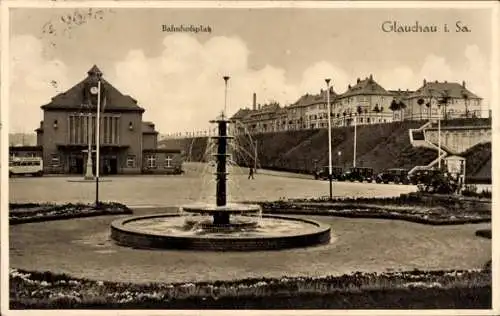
229, 76, 485, 135
23, 65, 183, 175
405, 80, 483, 121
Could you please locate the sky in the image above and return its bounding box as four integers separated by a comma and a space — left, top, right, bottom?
6, 5, 495, 134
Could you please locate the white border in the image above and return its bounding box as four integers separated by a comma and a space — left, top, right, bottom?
1, 1, 10, 315
1, 1, 498, 316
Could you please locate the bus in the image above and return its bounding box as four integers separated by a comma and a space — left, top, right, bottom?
9, 157, 44, 177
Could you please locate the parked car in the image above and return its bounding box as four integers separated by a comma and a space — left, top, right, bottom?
341, 167, 374, 182
314, 166, 344, 180
408, 169, 442, 185
375, 168, 410, 184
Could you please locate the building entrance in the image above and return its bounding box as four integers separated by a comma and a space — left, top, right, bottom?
69, 155, 84, 174
103, 157, 118, 175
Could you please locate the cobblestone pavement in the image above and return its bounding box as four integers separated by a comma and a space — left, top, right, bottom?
9, 163, 418, 207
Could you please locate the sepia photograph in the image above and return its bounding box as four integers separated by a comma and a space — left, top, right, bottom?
1, 0, 498, 314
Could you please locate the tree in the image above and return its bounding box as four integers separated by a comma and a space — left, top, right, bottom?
417, 98, 425, 120
357, 105, 363, 115
389, 99, 400, 121
438, 90, 450, 120
425, 101, 432, 121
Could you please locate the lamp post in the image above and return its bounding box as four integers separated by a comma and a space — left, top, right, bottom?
338, 151, 341, 166
438, 99, 441, 170
254, 140, 258, 173
84, 105, 94, 180
223, 76, 230, 118
325, 78, 333, 200
353, 112, 357, 168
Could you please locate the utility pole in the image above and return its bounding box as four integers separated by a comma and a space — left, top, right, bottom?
254, 140, 258, 173
325, 78, 333, 200
95, 79, 102, 208
353, 113, 357, 168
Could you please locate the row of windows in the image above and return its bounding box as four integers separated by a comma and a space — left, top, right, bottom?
9, 161, 42, 167
47, 155, 174, 169
127, 155, 174, 169
68, 115, 120, 145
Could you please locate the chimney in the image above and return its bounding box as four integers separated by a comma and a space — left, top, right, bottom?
369, 74, 373, 81
258, 103, 261, 110
357, 78, 360, 84
348, 84, 352, 89
252, 93, 256, 111
423, 79, 427, 86
462, 80, 466, 88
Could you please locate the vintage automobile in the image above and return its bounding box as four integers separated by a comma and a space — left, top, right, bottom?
341, 167, 374, 182
375, 168, 410, 184
408, 169, 442, 185
314, 166, 344, 180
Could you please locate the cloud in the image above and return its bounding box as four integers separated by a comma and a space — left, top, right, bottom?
9, 34, 491, 134
110, 34, 304, 134
10, 35, 70, 133
376, 45, 490, 107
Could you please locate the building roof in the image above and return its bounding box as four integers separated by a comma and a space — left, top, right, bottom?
142, 121, 158, 134
409, 80, 481, 99
339, 75, 391, 98
291, 89, 337, 108
41, 65, 146, 112
230, 108, 252, 120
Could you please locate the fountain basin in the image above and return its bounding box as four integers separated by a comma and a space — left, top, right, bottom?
110, 213, 331, 251
181, 203, 262, 215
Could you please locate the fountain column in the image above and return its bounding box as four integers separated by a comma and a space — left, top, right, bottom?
213, 118, 230, 225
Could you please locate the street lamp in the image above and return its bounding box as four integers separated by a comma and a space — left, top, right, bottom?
337, 151, 342, 166
325, 78, 333, 200
223, 76, 230, 118
254, 139, 258, 173
353, 112, 358, 168
84, 103, 94, 180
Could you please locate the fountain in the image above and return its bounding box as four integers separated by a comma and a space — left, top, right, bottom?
110, 77, 331, 251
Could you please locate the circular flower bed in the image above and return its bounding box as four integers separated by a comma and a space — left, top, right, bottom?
9, 202, 132, 225
250, 195, 491, 225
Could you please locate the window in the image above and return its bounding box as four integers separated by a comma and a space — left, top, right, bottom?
127, 155, 136, 168
147, 155, 156, 168
51, 155, 60, 167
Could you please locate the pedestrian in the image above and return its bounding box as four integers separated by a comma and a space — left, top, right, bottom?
248, 167, 254, 179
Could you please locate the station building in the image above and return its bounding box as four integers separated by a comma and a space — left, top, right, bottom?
11, 65, 183, 175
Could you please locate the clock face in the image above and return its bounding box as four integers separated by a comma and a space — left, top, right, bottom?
90, 86, 99, 95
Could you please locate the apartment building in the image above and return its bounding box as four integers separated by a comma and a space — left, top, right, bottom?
230, 77, 484, 135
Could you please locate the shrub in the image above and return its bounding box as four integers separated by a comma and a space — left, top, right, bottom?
417, 171, 459, 195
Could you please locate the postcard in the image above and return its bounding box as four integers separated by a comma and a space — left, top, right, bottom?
2, 1, 498, 315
